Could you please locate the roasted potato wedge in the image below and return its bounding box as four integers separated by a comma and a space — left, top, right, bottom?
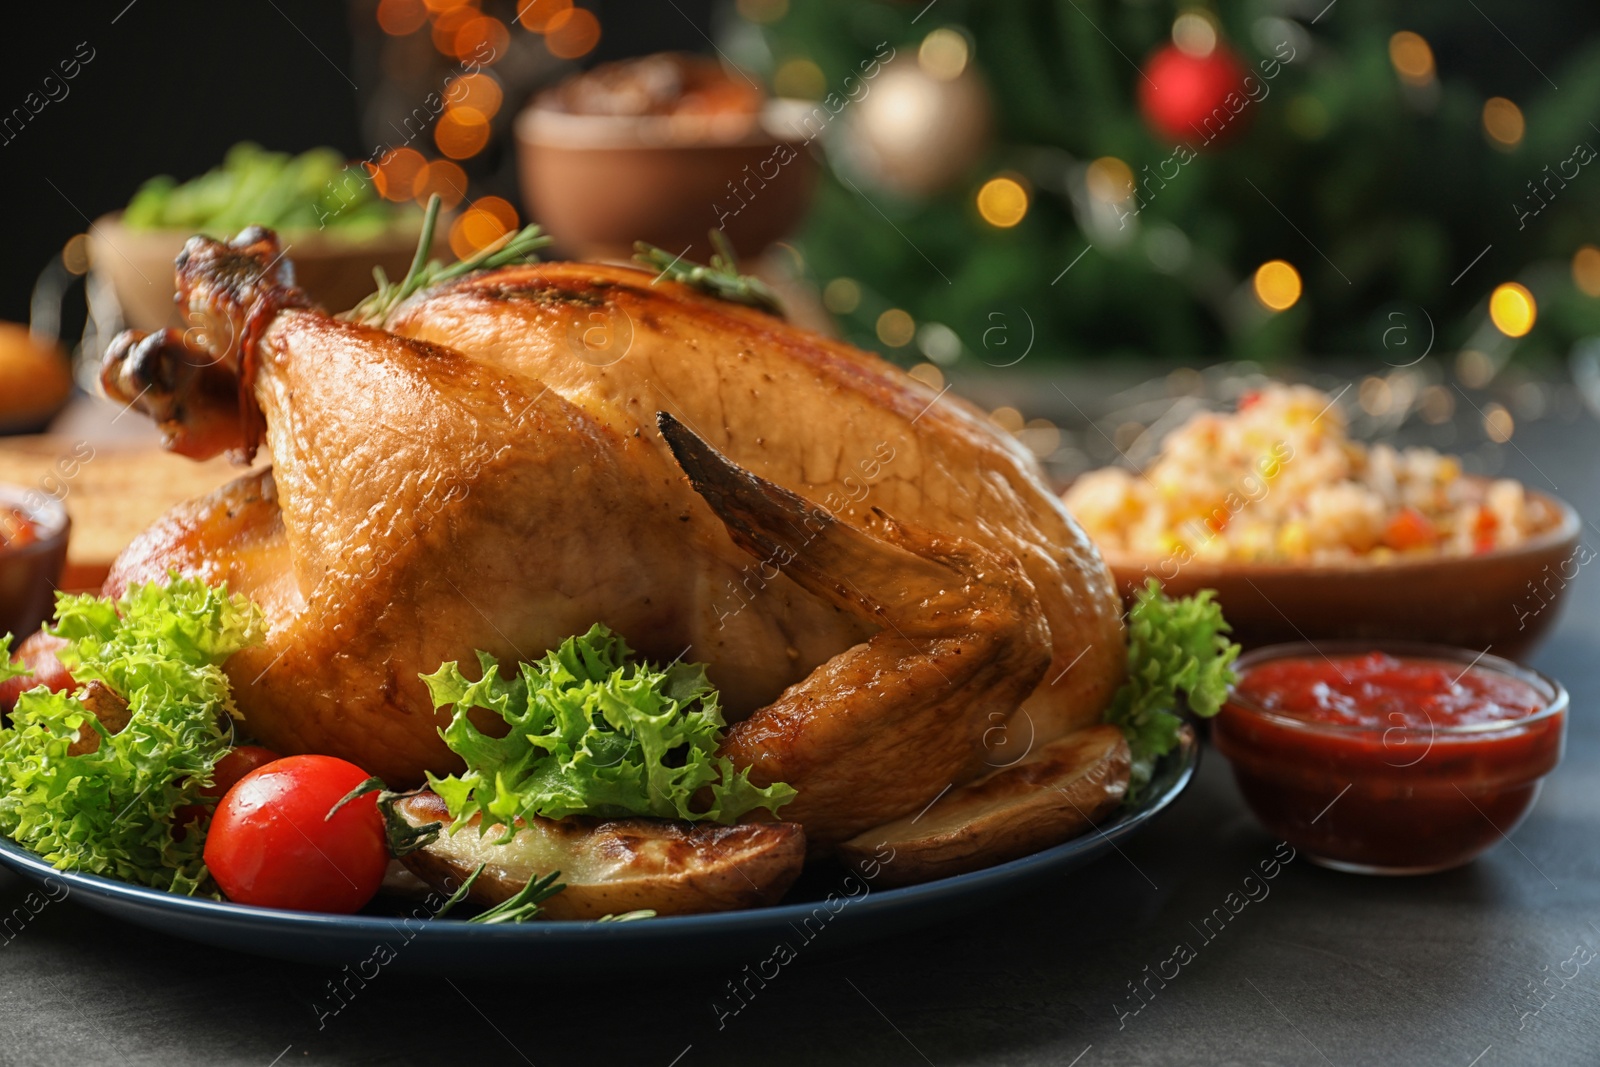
835, 723, 1131, 887
396, 792, 806, 919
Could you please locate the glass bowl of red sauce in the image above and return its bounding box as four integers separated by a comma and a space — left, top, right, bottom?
1212, 642, 1567, 875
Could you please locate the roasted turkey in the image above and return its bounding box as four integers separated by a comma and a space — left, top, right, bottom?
100, 227, 1126, 854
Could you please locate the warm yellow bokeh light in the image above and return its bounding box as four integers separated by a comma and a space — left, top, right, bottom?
448, 197, 520, 260
1086, 157, 1135, 204
908, 362, 944, 390
434, 107, 491, 159
545, 7, 601, 59
1489, 282, 1536, 337
377, 0, 428, 36
877, 308, 916, 347
1388, 31, 1435, 86
62, 233, 89, 275
517, 0, 572, 33
446, 73, 503, 121
371, 147, 426, 201
1484, 403, 1514, 444
822, 277, 861, 314
773, 57, 825, 99
1253, 260, 1302, 311
1482, 97, 1524, 149
411, 159, 468, 208
1172, 12, 1217, 58
976, 176, 1029, 228
1572, 246, 1600, 297
736, 0, 788, 24
918, 28, 970, 81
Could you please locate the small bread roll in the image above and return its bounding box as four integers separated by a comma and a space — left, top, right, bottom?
0, 322, 72, 430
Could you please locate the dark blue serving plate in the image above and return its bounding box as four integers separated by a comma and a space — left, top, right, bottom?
0, 733, 1196, 973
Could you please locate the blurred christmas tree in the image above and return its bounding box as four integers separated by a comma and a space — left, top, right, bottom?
727, 0, 1600, 367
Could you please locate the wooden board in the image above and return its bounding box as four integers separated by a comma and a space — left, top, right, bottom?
0, 435, 259, 592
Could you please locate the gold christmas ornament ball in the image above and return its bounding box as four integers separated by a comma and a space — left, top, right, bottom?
841, 52, 992, 199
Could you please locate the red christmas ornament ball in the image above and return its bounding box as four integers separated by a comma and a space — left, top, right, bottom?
1137, 43, 1251, 144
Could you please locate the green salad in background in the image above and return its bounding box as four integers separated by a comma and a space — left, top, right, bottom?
122, 142, 409, 238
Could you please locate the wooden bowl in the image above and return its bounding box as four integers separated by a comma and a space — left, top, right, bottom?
0, 485, 69, 638
515, 99, 818, 262
88, 212, 445, 331
1099, 487, 1582, 660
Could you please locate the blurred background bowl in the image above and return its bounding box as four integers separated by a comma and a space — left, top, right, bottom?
1101, 486, 1582, 659
0, 486, 69, 638
515, 99, 817, 262
87, 213, 448, 331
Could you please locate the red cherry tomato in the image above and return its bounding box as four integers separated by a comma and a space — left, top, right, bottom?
174, 745, 285, 838
204, 755, 388, 913
0, 632, 74, 713
202, 745, 282, 798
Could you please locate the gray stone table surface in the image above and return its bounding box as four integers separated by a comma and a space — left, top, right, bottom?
1, 413, 1597, 1067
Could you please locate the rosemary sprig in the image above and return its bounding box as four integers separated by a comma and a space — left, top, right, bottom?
596, 909, 656, 923
468, 870, 566, 925
347, 193, 552, 325
634, 230, 784, 317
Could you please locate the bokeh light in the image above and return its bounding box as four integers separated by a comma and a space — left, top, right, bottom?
1172, 12, 1218, 58
1572, 246, 1600, 297
908, 362, 944, 390
1482, 97, 1524, 149
434, 107, 491, 159
736, 0, 788, 23
377, 0, 428, 36
517, 0, 571, 32
990, 406, 1024, 432
453, 15, 508, 63
1483, 403, 1514, 444
918, 28, 970, 81
976, 176, 1029, 228
62, 234, 89, 275
545, 7, 601, 59
1086, 157, 1134, 203
371, 147, 426, 201
877, 308, 916, 347
411, 159, 469, 208
1388, 31, 1435, 86
1253, 260, 1302, 311
773, 58, 825, 99
822, 277, 861, 314
431, 6, 478, 55
1488, 282, 1536, 337
445, 72, 503, 119
449, 196, 519, 259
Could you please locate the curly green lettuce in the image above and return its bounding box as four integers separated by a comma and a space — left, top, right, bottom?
1104, 579, 1240, 797
422, 624, 795, 834
0, 577, 265, 894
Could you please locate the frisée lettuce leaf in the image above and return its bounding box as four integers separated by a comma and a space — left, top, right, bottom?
421, 624, 795, 834
1104, 580, 1240, 798
0, 577, 265, 894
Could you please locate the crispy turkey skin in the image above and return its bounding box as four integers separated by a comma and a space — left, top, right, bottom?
102, 230, 1125, 850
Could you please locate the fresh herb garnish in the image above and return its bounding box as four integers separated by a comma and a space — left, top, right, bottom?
634, 230, 784, 316
468, 870, 565, 924
347, 193, 552, 325
0, 577, 265, 894
421, 624, 794, 834
1104, 580, 1240, 798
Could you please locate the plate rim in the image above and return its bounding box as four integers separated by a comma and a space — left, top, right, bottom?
0, 733, 1197, 943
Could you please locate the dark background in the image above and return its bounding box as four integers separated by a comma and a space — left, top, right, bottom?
0, 0, 710, 325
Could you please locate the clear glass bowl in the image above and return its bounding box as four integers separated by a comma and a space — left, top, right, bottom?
1212, 641, 1567, 875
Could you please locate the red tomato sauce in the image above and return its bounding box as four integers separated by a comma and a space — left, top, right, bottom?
0, 508, 39, 549
1214, 650, 1565, 873
1235, 652, 1548, 730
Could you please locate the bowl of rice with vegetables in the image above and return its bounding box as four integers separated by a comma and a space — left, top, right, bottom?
1064, 384, 1580, 655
